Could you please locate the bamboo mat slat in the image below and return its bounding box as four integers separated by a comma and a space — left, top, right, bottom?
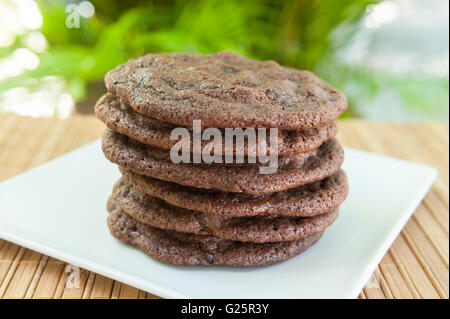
0, 113, 448, 299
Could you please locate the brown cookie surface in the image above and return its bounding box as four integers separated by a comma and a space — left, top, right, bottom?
105, 51, 347, 130
121, 168, 347, 218
107, 203, 323, 267
110, 180, 339, 243
95, 93, 338, 156
102, 129, 344, 194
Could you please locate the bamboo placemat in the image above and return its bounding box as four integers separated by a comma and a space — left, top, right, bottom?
0, 113, 448, 299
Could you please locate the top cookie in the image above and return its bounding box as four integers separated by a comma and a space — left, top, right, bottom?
105, 51, 347, 130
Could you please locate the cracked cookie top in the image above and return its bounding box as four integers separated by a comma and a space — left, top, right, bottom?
105, 51, 347, 130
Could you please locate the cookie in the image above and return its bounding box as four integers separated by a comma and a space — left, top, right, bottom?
107, 203, 323, 267
105, 51, 347, 130
102, 129, 344, 195
110, 180, 338, 243
95, 93, 338, 156
121, 168, 347, 218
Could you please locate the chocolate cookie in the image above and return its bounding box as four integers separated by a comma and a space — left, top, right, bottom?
107, 203, 323, 267
95, 93, 338, 156
121, 168, 348, 218
102, 129, 344, 195
105, 51, 347, 130
110, 180, 338, 243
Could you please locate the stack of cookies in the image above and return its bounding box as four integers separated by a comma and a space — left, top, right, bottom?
96, 52, 348, 267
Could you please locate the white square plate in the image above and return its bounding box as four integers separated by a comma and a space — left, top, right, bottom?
0, 140, 437, 298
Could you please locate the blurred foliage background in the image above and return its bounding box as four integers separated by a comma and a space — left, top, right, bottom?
0, 0, 448, 120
